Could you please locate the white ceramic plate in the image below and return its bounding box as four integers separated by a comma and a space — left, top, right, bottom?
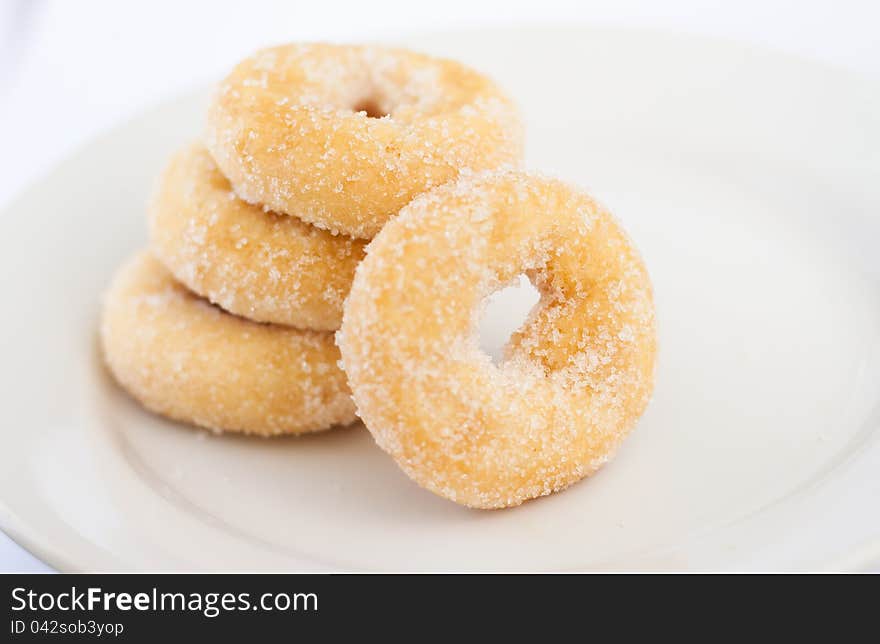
1, 27, 878, 572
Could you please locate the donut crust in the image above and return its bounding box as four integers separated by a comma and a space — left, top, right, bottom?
149, 144, 366, 330
206, 43, 524, 238
338, 172, 657, 508
101, 251, 356, 435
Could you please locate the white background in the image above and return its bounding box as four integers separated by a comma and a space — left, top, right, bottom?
1, 0, 878, 572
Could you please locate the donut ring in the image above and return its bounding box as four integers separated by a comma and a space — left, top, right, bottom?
101, 251, 356, 436
149, 143, 366, 330
205, 43, 524, 238
338, 172, 657, 508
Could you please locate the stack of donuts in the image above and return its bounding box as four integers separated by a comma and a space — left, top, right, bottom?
102, 43, 657, 509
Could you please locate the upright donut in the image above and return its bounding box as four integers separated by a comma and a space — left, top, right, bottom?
149, 143, 366, 330
338, 172, 657, 508
206, 43, 524, 238
101, 251, 357, 436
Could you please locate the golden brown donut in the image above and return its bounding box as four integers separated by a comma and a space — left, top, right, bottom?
149, 143, 366, 330
205, 43, 524, 238
101, 251, 356, 436
338, 172, 657, 508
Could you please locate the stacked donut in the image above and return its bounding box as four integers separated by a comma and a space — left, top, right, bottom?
102, 43, 657, 509
101, 44, 524, 438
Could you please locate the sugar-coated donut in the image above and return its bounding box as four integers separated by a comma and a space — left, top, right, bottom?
338, 172, 657, 508
149, 143, 365, 330
101, 251, 357, 436
205, 43, 524, 239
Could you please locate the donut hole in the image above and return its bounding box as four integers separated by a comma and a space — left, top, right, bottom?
478, 275, 541, 365
352, 97, 388, 119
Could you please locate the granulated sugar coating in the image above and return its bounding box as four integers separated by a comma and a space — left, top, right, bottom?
205, 43, 524, 239
101, 251, 357, 436
337, 172, 657, 508
149, 144, 366, 330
